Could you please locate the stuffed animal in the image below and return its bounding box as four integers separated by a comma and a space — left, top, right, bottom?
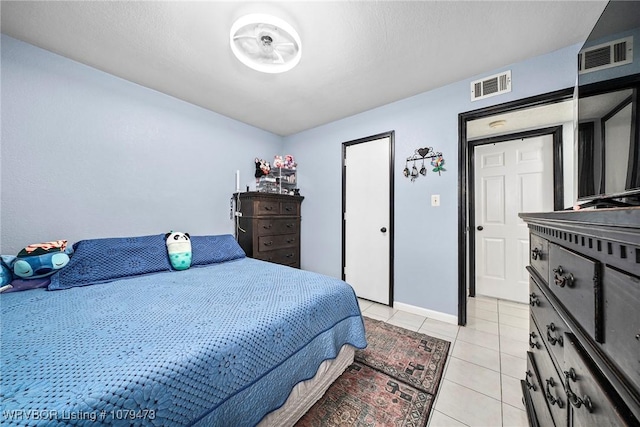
254, 158, 271, 178
12, 240, 70, 279
273, 155, 284, 168
0, 259, 12, 288
284, 154, 296, 169
165, 231, 192, 270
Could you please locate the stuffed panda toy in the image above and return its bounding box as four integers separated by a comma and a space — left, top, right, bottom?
165, 231, 192, 271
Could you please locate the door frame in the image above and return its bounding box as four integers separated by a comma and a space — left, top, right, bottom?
458, 88, 573, 325
469, 126, 564, 300
341, 131, 395, 306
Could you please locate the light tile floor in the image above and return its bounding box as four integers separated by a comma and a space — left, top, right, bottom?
358, 295, 530, 427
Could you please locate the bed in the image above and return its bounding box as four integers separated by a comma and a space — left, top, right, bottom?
0, 234, 367, 426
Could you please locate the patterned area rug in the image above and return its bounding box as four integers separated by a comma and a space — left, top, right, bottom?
296, 317, 450, 427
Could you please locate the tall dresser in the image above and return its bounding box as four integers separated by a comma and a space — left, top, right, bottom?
235, 192, 304, 268
520, 208, 640, 427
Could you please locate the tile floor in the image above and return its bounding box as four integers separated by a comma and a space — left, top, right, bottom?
358, 295, 530, 427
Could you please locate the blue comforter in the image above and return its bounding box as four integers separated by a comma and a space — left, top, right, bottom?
0, 258, 367, 426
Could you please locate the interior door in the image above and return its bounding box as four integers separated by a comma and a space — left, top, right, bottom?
474, 135, 554, 303
344, 134, 392, 305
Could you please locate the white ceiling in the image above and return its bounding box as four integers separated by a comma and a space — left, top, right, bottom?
1, 1, 608, 136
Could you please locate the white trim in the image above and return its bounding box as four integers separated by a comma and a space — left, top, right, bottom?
393, 302, 458, 325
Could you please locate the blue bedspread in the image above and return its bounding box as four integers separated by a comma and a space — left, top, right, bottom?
0, 258, 367, 426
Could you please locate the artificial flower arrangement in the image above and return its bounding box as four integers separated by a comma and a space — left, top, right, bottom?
431, 155, 446, 175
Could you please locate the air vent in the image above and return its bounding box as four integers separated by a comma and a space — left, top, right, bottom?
470, 70, 512, 101
578, 36, 633, 74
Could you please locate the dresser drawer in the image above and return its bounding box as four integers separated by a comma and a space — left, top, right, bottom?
256, 218, 300, 236
280, 200, 299, 215
255, 200, 280, 215
548, 243, 602, 343
601, 266, 640, 391
564, 333, 637, 426
531, 316, 569, 427
530, 278, 567, 368
254, 247, 299, 267
257, 234, 298, 252
524, 351, 555, 427
530, 233, 549, 284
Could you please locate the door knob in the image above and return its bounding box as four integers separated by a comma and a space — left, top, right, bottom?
477, 226, 484, 231
380, 227, 387, 233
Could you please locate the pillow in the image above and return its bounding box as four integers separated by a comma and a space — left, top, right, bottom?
190, 234, 245, 266
48, 234, 171, 290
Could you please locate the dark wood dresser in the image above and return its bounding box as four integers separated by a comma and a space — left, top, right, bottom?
235, 192, 304, 268
520, 208, 640, 427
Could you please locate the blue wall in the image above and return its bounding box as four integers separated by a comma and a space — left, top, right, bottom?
1, 33, 582, 318
283, 44, 581, 317
1, 35, 281, 254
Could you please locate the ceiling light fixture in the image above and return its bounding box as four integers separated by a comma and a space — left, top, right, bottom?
230, 14, 302, 74
488, 120, 507, 129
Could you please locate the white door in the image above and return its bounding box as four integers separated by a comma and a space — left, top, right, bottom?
474, 135, 554, 303
344, 136, 391, 305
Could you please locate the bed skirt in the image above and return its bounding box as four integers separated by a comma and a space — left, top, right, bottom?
258, 344, 355, 427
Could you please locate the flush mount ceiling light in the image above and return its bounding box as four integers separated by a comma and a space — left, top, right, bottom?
230, 14, 302, 74
489, 119, 507, 129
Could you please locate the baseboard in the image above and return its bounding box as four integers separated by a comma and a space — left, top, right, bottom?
393, 302, 458, 325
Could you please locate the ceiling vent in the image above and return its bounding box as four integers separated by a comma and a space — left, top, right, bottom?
470, 70, 511, 101
578, 36, 633, 74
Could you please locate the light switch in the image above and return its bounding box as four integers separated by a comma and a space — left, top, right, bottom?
431, 194, 440, 207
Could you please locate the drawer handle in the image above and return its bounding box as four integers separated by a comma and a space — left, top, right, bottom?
553, 266, 574, 288
525, 370, 537, 391
531, 248, 542, 260
284, 206, 293, 211
263, 224, 273, 230
286, 253, 294, 258
545, 377, 564, 408
546, 323, 563, 347
564, 368, 594, 413
263, 241, 273, 246
287, 239, 295, 244
263, 206, 274, 211
529, 332, 541, 349
286, 223, 294, 228
529, 292, 540, 307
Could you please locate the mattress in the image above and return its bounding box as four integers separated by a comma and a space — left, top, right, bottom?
1, 257, 367, 426
258, 344, 355, 427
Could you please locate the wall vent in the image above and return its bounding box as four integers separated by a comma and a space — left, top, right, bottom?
470, 70, 511, 101
578, 36, 633, 74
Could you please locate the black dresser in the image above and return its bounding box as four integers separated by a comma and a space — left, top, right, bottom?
520, 208, 640, 426
235, 192, 304, 268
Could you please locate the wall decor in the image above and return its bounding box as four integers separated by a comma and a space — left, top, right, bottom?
404, 147, 446, 181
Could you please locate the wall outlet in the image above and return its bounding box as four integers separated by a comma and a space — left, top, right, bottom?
431, 194, 440, 207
